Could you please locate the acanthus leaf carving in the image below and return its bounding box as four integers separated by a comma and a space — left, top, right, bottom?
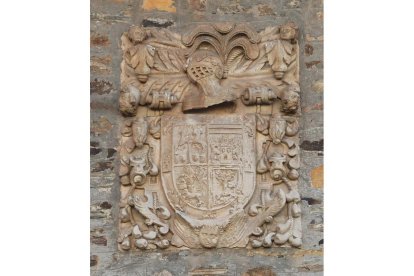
127, 194, 170, 234
121, 26, 155, 83
231, 43, 269, 74
118, 23, 302, 251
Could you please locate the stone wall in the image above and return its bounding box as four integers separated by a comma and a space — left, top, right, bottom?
91, 0, 323, 275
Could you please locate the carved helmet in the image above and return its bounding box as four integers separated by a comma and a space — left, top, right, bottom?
185, 50, 224, 83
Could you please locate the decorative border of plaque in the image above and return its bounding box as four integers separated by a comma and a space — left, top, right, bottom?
117, 22, 302, 250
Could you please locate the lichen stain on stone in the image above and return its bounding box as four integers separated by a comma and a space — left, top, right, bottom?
305, 34, 323, 42
91, 116, 113, 135
311, 165, 323, 189
246, 248, 322, 258
90, 102, 118, 113
91, 79, 113, 95
153, 270, 173, 276
246, 4, 276, 16
303, 102, 323, 113
292, 249, 323, 257
91, 204, 112, 219
316, 11, 323, 21
308, 217, 324, 232
299, 264, 323, 272
142, 0, 176, 12
91, 56, 112, 75
91, 32, 109, 47
216, 4, 245, 15
91, 236, 108, 246
188, 0, 207, 11
311, 80, 323, 93
286, 0, 301, 9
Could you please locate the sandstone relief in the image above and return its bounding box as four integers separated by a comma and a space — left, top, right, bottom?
118, 23, 302, 250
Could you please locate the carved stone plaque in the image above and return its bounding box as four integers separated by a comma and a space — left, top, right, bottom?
161, 114, 256, 248
118, 22, 302, 251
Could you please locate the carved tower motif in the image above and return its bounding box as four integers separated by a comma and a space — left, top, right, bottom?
118, 23, 302, 250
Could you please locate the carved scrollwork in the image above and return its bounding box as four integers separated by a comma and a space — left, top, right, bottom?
118, 192, 172, 250
146, 90, 178, 110
120, 23, 300, 113
252, 114, 302, 248
118, 23, 302, 251
241, 87, 277, 106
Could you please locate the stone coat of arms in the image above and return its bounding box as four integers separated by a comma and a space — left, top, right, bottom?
117, 23, 302, 250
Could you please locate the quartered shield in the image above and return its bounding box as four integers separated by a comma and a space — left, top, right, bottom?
160, 114, 256, 218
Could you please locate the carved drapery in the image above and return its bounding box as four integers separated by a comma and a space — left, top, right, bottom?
118, 23, 302, 251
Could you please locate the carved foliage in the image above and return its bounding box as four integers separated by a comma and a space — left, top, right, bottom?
254, 114, 301, 248
262, 23, 299, 84
118, 23, 303, 251
121, 26, 155, 83
120, 23, 300, 113
182, 23, 261, 72
118, 116, 173, 250
118, 193, 172, 250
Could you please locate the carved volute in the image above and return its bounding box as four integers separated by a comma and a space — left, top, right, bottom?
118, 22, 302, 251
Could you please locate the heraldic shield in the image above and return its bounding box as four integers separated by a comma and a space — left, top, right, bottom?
117, 23, 303, 251
161, 114, 258, 248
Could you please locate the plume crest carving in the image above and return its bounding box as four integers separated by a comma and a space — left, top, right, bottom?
118, 23, 302, 251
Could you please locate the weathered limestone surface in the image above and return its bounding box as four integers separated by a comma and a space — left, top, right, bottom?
91, 0, 323, 275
